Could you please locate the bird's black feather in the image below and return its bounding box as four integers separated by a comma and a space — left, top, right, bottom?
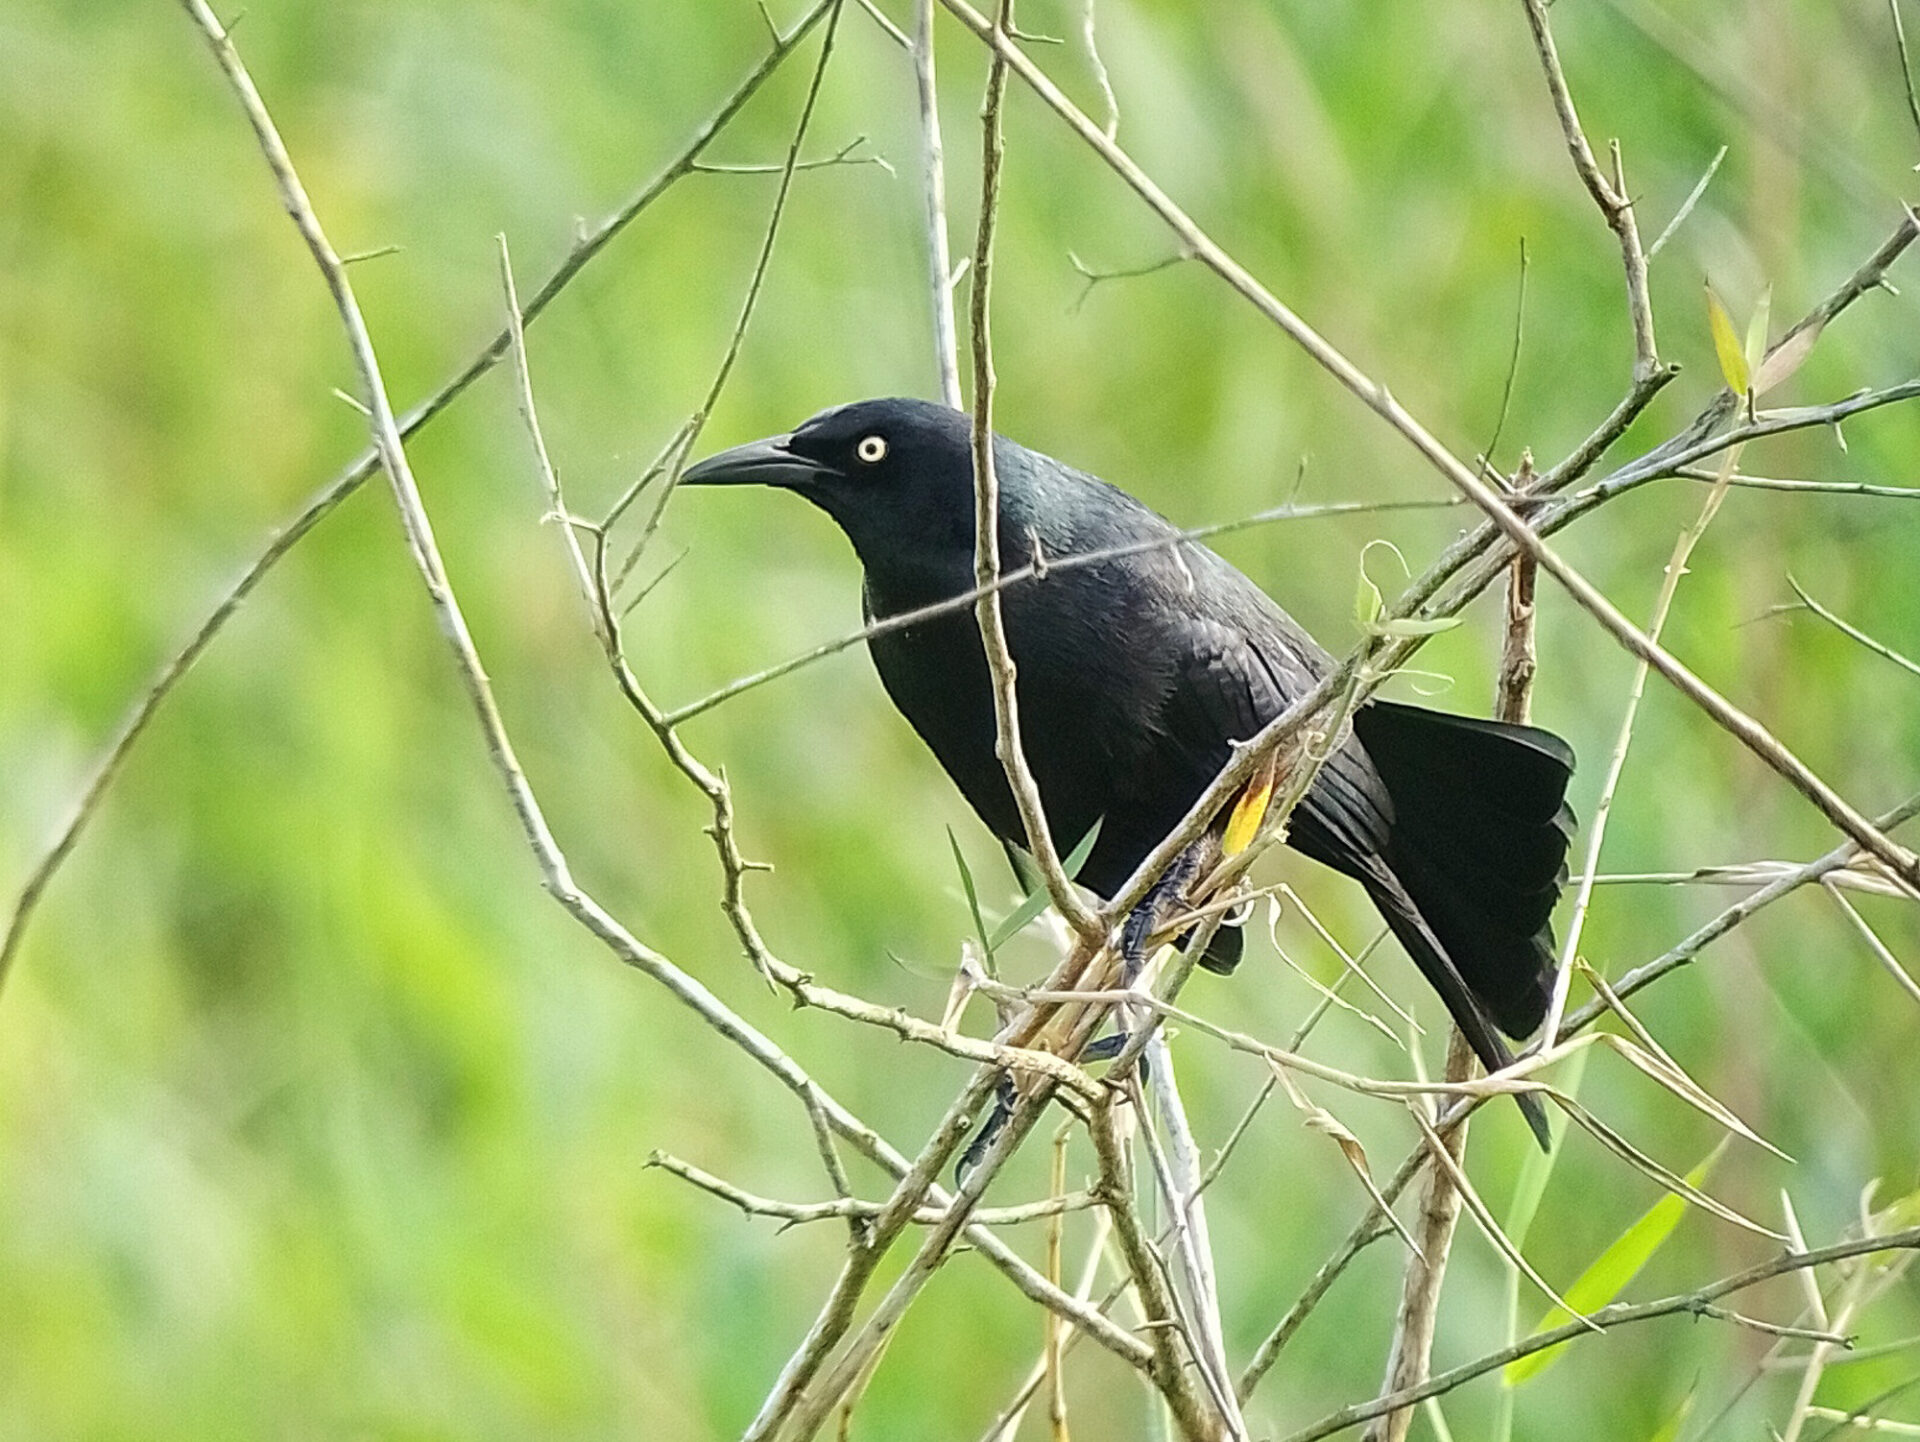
684, 398, 1576, 1146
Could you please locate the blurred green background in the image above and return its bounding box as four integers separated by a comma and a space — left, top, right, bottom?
3, 0, 1918, 1437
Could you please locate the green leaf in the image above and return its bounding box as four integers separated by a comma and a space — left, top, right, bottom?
1503, 1047, 1587, 1249
1705, 281, 1749, 396
1505, 1139, 1726, 1386
1646, 1386, 1696, 1442
986, 819, 1104, 953
1744, 285, 1772, 378
948, 827, 994, 968
1354, 562, 1383, 629
1062, 816, 1103, 879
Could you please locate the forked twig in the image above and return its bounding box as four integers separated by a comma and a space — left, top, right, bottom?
1281, 1229, 1920, 1442
0, 0, 838, 995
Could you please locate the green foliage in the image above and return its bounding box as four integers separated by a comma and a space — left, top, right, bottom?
2, 0, 1917, 1438
1505, 1141, 1724, 1385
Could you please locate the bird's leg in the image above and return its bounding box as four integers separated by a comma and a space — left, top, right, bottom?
956, 1072, 1021, 1184
955, 1044, 1152, 1186
1119, 843, 1202, 981
957, 845, 1207, 1185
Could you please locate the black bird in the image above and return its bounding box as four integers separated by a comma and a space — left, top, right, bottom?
684, 398, 1574, 1144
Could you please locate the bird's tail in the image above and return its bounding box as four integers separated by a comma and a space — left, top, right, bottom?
1352, 700, 1577, 1147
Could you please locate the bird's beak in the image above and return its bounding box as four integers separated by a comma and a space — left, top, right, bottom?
680, 434, 831, 490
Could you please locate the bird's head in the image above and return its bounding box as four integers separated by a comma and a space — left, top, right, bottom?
681, 398, 999, 587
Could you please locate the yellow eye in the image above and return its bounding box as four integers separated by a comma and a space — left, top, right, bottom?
855, 435, 888, 464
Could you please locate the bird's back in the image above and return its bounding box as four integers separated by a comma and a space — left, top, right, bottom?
863, 444, 1354, 899
685, 397, 1573, 1144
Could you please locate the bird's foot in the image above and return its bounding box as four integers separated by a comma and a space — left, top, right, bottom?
953, 1034, 1148, 1186
1119, 846, 1202, 981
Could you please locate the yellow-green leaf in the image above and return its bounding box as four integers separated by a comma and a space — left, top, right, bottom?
1354, 563, 1383, 629
1504, 1141, 1725, 1386
1705, 282, 1749, 396
1744, 285, 1772, 379
986, 819, 1103, 953
1378, 616, 1463, 638
1647, 1386, 1696, 1442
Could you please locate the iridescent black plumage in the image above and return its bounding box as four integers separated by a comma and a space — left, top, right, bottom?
686, 398, 1575, 1144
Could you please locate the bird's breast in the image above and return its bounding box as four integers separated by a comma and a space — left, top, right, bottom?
862, 569, 1183, 865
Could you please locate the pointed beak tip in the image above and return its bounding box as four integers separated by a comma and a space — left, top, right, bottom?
681, 434, 816, 489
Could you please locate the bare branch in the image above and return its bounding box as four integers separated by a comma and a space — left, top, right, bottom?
1280, 1229, 1920, 1442
937, 0, 1920, 891
646, 1151, 1097, 1227
1520, 0, 1660, 378
1781, 576, 1920, 681
1646, 144, 1728, 260
1892, 0, 1920, 157
914, 0, 964, 407
0, 0, 835, 995
1672, 467, 1920, 499
1088, 1092, 1225, 1441
966, 0, 1104, 937
1363, 1029, 1476, 1442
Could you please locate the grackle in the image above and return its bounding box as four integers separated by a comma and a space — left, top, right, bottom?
684, 398, 1574, 1146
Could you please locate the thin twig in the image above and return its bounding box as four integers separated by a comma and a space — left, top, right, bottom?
647, 1151, 1097, 1227
1079, 0, 1118, 139
1279, 1229, 1920, 1442
1067, 248, 1190, 311
1045, 1128, 1069, 1442
1673, 467, 1919, 499
1519, 0, 1659, 378
1891, 0, 1920, 157
1477, 241, 1530, 483
937, 0, 1920, 893
914, 0, 964, 407
689, 134, 884, 174
1538, 437, 1737, 1051
497, 235, 606, 647
1781, 576, 1920, 680
966, 0, 1103, 937
1824, 883, 1920, 1007
0, 0, 836, 995
979, 1207, 1117, 1442
1646, 144, 1728, 260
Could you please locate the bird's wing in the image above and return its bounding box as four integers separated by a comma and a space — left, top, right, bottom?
1153, 608, 1395, 872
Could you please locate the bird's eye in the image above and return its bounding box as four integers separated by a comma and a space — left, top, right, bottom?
855, 435, 888, 465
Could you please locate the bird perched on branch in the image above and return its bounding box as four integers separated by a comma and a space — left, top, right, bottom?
684, 398, 1574, 1145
